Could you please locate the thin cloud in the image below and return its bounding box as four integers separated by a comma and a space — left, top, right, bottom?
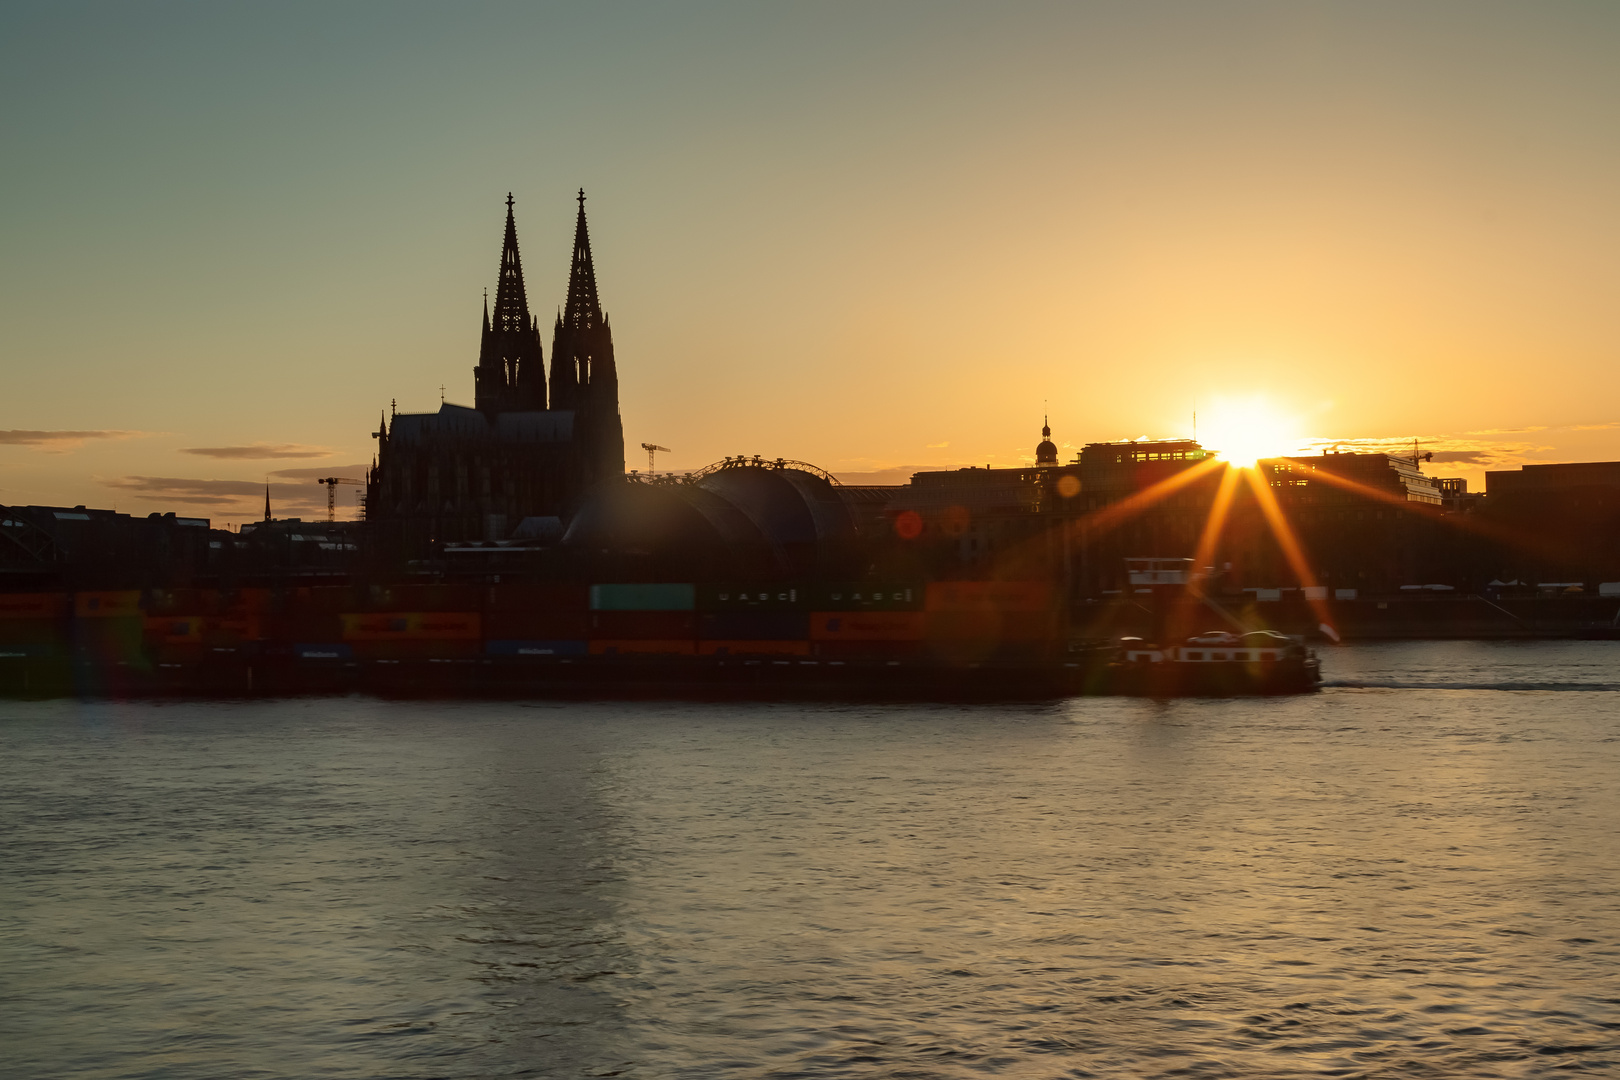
180, 443, 332, 460
834, 464, 958, 485
270, 464, 369, 480
0, 429, 142, 450
1298, 434, 1554, 472
1571, 422, 1619, 431
101, 475, 329, 515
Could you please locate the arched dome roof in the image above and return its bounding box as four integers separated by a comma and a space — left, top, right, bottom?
564, 461, 860, 577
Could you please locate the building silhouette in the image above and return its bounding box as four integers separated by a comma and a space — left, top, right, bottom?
365, 193, 625, 561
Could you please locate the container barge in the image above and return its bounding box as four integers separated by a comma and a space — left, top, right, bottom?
0, 580, 1317, 699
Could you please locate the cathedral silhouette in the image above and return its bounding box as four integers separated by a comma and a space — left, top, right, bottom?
365, 192, 625, 560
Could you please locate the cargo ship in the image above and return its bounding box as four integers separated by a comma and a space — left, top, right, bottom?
0, 579, 1089, 699
0, 579, 1323, 699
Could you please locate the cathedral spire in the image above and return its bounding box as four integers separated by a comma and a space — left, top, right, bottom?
492, 193, 532, 334
476, 194, 546, 412
562, 188, 601, 333
549, 188, 623, 480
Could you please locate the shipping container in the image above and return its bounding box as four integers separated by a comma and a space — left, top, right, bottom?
146, 588, 217, 615
589, 639, 697, 656
340, 612, 481, 641
203, 615, 263, 648
807, 610, 925, 641
697, 584, 808, 610
812, 639, 923, 659
0, 593, 69, 620
74, 617, 146, 664
589, 611, 697, 639
924, 609, 1058, 642
697, 610, 809, 640
293, 642, 353, 661
151, 642, 206, 667
589, 583, 696, 611
297, 586, 361, 613
485, 582, 590, 613
272, 611, 344, 646
226, 588, 274, 615
0, 638, 67, 660
486, 639, 589, 657
144, 615, 204, 644
484, 609, 592, 641
812, 584, 923, 611
351, 639, 482, 662
924, 580, 1055, 613
366, 583, 485, 612
698, 639, 810, 656
75, 591, 143, 618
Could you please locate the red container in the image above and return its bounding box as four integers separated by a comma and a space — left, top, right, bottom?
589, 639, 697, 656
0, 594, 68, 621
486, 583, 590, 613
485, 609, 593, 641
807, 611, 924, 641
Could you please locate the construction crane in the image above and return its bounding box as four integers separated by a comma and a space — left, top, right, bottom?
315, 477, 363, 522
640, 442, 671, 477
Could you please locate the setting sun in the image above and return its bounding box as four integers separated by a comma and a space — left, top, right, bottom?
1198, 397, 1302, 469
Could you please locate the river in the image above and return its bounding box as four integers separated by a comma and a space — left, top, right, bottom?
3, 641, 1618, 1078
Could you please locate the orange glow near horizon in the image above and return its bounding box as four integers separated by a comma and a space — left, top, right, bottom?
1188, 465, 1243, 591
1198, 398, 1304, 469
1243, 467, 1337, 636
1082, 456, 1225, 534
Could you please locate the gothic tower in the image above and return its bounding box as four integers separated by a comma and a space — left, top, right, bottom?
475, 194, 547, 413
550, 189, 625, 482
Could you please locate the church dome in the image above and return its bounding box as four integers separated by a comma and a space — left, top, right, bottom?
1036, 419, 1058, 466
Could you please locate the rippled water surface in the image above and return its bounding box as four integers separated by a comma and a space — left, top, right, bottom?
4, 641, 1620, 1078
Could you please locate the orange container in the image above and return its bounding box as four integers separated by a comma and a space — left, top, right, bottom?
340, 612, 481, 641
0, 594, 69, 619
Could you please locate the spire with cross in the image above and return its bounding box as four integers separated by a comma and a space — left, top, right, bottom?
550, 187, 624, 479
474, 193, 547, 412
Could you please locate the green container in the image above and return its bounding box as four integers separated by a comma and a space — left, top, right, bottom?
589, 583, 696, 611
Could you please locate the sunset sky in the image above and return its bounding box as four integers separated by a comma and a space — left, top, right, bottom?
3, 2, 1618, 524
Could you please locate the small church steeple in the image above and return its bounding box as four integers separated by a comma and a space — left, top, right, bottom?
1036, 414, 1058, 467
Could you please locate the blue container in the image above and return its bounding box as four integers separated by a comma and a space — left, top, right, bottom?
486, 639, 589, 657
295, 643, 353, 661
